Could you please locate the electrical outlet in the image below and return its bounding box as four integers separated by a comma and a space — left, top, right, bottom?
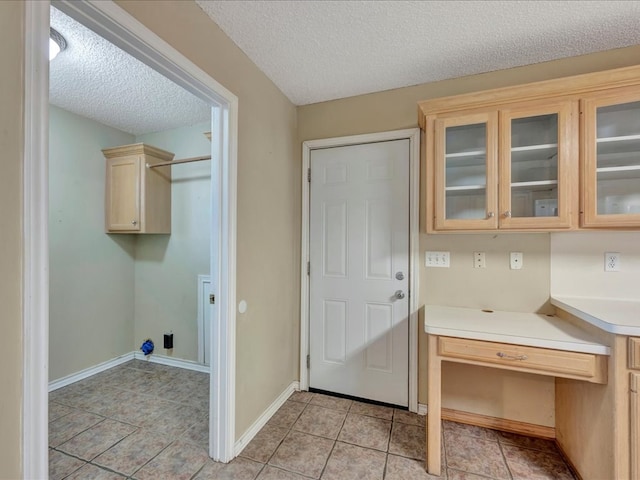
510, 252, 523, 270
474, 252, 486, 268
604, 252, 620, 272
425, 251, 450, 268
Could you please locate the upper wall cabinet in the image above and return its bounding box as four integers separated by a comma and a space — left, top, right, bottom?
103, 143, 174, 234
420, 65, 640, 232
581, 88, 640, 228
432, 101, 577, 231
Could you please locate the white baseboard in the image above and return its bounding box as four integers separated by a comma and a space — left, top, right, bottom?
418, 403, 428, 416
48, 352, 134, 392
234, 381, 300, 456
133, 351, 210, 373
49, 351, 210, 392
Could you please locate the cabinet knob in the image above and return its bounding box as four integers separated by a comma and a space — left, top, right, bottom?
504, 211, 511, 218
132, 220, 138, 225
487, 211, 495, 218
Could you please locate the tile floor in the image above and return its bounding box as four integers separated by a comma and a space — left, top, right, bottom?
49, 360, 576, 479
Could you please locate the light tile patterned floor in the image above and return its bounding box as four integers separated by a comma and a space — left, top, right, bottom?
49, 360, 577, 479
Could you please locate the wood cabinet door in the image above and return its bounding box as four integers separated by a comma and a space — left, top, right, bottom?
582, 87, 640, 228
105, 155, 141, 232
498, 100, 578, 229
433, 112, 498, 230
632, 373, 639, 480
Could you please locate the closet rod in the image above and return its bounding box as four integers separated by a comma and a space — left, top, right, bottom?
146, 155, 211, 169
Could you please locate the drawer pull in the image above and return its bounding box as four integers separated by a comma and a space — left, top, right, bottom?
497, 352, 528, 361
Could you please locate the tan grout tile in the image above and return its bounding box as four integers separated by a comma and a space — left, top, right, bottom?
48, 449, 86, 480
444, 430, 510, 480
309, 394, 352, 412
57, 419, 137, 461
93, 429, 174, 476
268, 430, 334, 478
49, 411, 104, 448
193, 457, 264, 480
393, 409, 425, 426
267, 401, 307, 429
239, 423, 290, 464
292, 404, 347, 440
502, 444, 575, 480
257, 465, 312, 480
321, 442, 386, 480
131, 439, 210, 480
349, 401, 394, 421
386, 454, 445, 480
289, 391, 314, 404
388, 422, 426, 461
337, 413, 391, 451
64, 463, 127, 479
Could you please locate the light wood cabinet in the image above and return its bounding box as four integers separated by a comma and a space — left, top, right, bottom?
581, 88, 640, 228
632, 373, 639, 480
103, 143, 174, 234
420, 64, 640, 232
631, 338, 640, 370
438, 336, 606, 383
428, 100, 577, 231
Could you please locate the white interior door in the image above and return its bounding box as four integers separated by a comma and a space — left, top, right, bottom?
309, 139, 410, 406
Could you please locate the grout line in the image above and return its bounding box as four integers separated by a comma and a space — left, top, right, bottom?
496, 439, 515, 480
382, 452, 389, 480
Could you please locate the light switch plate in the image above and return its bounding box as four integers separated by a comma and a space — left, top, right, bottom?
425, 251, 450, 268
474, 252, 486, 268
510, 252, 523, 270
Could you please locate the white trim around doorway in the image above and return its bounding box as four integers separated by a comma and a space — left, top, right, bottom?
23, 1, 239, 476
299, 128, 421, 413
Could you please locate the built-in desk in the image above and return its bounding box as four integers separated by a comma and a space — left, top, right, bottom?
424, 305, 610, 476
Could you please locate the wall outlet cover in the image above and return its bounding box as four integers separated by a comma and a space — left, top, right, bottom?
510, 252, 523, 270
474, 252, 486, 268
604, 252, 620, 272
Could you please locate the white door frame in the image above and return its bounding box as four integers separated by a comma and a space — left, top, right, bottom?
300, 128, 420, 412
23, 1, 238, 477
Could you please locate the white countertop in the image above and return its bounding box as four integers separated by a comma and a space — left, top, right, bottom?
551, 296, 640, 336
424, 305, 610, 355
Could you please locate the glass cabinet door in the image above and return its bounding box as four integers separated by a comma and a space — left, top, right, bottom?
499, 102, 577, 229
434, 112, 498, 230
582, 89, 640, 227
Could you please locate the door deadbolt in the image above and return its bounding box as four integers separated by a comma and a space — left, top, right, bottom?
395, 272, 404, 280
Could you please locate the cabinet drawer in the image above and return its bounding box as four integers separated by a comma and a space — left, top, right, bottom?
630, 338, 640, 370
438, 337, 607, 383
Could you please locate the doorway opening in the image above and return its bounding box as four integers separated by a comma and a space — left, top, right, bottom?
23, 1, 238, 476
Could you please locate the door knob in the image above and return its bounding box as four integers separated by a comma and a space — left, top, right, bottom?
394, 290, 405, 300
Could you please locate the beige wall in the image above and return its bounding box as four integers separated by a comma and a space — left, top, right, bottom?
551, 231, 640, 299
298, 45, 640, 427
49, 106, 136, 381
116, 1, 299, 439
0, 1, 23, 477
135, 122, 212, 362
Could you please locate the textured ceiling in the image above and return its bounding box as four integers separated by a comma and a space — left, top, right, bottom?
197, 0, 640, 106
50, 7, 210, 136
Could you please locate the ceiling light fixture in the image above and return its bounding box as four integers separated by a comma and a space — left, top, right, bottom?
49, 27, 67, 61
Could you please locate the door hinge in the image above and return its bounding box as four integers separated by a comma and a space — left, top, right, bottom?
307, 261, 310, 275
306, 354, 310, 369
307, 168, 311, 182
209, 294, 215, 304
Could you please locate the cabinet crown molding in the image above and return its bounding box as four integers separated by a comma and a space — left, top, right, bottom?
102, 142, 175, 162
418, 64, 640, 127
